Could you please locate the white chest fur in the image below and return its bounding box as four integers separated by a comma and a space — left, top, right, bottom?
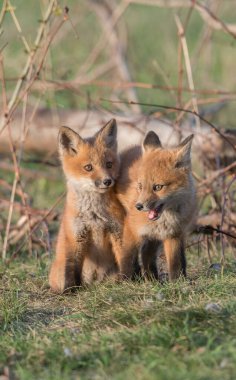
67, 180, 121, 241
139, 209, 182, 240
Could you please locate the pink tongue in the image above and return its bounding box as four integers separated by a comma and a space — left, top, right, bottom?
148, 209, 158, 220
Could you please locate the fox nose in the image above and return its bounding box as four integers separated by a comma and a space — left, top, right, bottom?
135, 203, 143, 211
103, 178, 112, 187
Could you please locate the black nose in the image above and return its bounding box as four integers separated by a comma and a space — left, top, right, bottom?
103, 178, 112, 187
135, 203, 143, 211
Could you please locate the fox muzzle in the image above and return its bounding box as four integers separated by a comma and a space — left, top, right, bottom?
95, 177, 114, 189
135, 203, 144, 211
135, 199, 165, 213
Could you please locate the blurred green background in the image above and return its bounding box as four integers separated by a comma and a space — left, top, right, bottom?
1, 0, 236, 212
2, 0, 236, 126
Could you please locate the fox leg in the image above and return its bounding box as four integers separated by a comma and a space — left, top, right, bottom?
163, 237, 186, 280
49, 255, 78, 293
49, 229, 87, 293
113, 222, 140, 279
141, 239, 160, 280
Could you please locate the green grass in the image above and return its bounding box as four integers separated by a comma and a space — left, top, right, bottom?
0, 255, 236, 380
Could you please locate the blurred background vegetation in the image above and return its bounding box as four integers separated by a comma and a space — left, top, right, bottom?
1, 0, 236, 256
2, 0, 236, 125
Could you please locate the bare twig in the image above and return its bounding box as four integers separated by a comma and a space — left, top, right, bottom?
7, 191, 65, 264
195, 225, 236, 241
198, 162, 236, 190
7, 0, 31, 53
175, 14, 201, 132
129, 0, 236, 38
101, 98, 236, 151
0, 0, 7, 25
26, 78, 236, 97
5, 0, 55, 114
88, 0, 140, 113
0, 3, 69, 137
220, 175, 236, 263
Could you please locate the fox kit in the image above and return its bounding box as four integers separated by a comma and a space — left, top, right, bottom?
116, 131, 196, 280
49, 119, 125, 292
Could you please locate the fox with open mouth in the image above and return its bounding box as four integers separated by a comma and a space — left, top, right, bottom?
116, 131, 197, 280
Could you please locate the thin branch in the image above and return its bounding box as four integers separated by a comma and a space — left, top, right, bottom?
198, 162, 236, 190
195, 0, 236, 40
78, 0, 129, 75
7, 192, 66, 264
7, 0, 31, 53
195, 225, 236, 241
129, 0, 236, 38
175, 14, 201, 131
88, 0, 140, 113
6, 0, 56, 113
220, 175, 236, 263
0, 6, 69, 137
27, 78, 236, 96
2, 178, 17, 260
101, 98, 236, 151
0, 0, 7, 25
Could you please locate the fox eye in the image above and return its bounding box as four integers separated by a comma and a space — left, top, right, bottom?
153, 184, 163, 192
106, 161, 112, 169
137, 182, 142, 191
84, 164, 93, 172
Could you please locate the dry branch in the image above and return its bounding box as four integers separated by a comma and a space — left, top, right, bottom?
129, 0, 236, 38
0, 5, 69, 138
5, 0, 55, 113
1, 108, 236, 160
0, 4, 69, 260
6, 192, 65, 263
88, 0, 140, 113
175, 15, 200, 131
13, 77, 236, 97
197, 213, 236, 228
101, 99, 236, 151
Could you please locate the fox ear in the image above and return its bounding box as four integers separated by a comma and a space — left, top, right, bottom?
96, 119, 117, 149
175, 134, 194, 168
143, 131, 162, 152
58, 126, 84, 156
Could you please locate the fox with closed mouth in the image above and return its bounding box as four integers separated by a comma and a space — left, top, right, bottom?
49, 119, 125, 292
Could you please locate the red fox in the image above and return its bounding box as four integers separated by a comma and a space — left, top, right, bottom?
49, 119, 125, 292
116, 131, 196, 280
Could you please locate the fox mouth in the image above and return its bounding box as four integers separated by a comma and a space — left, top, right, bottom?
97, 184, 114, 193
148, 203, 164, 221
97, 186, 111, 193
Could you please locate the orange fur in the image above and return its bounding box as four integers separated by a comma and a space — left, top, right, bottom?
116, 132, 196, 280
49, 119, 125, 292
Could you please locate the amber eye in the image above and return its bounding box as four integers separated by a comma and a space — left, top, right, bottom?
137, 182, 142, 191
153, 184, 163, 192
106, 161, 112, 169
84, 164, 93, 172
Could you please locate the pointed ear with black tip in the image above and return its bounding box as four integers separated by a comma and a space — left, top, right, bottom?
175, 134, 194, 168
58, 126, 84, 156
142, 131, 162, 152
96, 119, 117, 150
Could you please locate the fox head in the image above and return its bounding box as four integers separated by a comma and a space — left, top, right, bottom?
58, 119, 120, 193
135, 131, 194, 221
